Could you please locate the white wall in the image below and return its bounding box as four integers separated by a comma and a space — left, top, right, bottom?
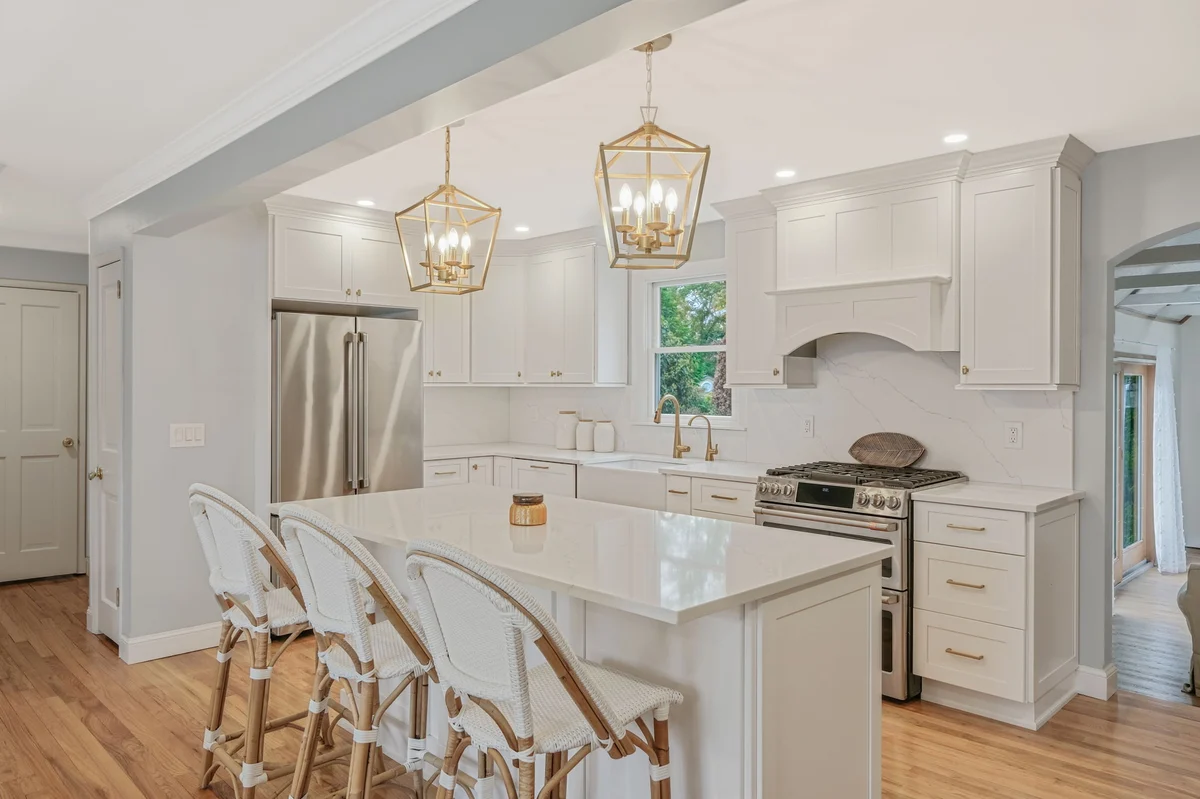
1181, 319, 1200, 547
127, 209, 269, 638
425, 387, 509, 446
0, 246, 87, 285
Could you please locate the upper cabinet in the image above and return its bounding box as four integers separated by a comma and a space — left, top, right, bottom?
958, 137, 1092, 390
424, 293, 471, 383
471, 255, 525, 384
272, 214, 353, 303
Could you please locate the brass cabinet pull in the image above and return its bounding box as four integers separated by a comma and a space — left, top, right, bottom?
433, 471, 456, 476
530, 464, 551, 470
946, 579, 986, 590
945, 647, 985, 661
668, 489, 689, 495
711, 494, 738, 502
946, 523, 987, 532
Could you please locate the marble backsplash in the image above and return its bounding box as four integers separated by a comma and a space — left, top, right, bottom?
506, 334, 1074, 488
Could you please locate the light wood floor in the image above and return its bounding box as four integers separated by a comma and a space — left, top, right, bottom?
1113, 550, 1199, 706
6, 576, 1200, 798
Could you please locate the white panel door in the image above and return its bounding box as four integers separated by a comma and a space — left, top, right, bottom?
429, 294, 470, 383
92, 264, 123, 640
471, 256, 525, 383
524, 254, 564, 383
960, 168, 1053, 386
559, 246, 595, 384
726, 220, 784, 386
0, 286, 80, 584
272, 215, 351, 302
352, 227, 413, 307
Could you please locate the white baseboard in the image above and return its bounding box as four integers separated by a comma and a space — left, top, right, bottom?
1075, 663, 1119, 700
85, 606, 97, 635
921, 670, 1077, 730
119, 621, 222, 665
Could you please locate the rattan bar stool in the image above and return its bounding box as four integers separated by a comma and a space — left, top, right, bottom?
280, 504, 464, 799
189, 484, 354, 798
405, 539, 684, 799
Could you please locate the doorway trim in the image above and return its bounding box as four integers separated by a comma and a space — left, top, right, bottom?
0, 278, 88, 576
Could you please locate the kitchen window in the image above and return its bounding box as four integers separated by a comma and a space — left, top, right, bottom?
650, 278, 732, 419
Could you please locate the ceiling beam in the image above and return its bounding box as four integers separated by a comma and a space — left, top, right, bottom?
1117, 244, 1200, 267
1114, 269, 1200, 290
1117, 289, 1200, 307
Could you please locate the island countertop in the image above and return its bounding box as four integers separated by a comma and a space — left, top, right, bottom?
269, 484, 890, 625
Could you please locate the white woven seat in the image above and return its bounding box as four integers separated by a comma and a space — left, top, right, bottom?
321, 620, 423, 682
224, 585, 308, 631
460, 661, 682, 754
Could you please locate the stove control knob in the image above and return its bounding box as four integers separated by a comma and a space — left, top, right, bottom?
855, 492, 870, 506
870, 493, 885, 508
770, 483, 783, 496
885, 496, 902, 511
782, 484, 794, 497
758, 481, 770, 494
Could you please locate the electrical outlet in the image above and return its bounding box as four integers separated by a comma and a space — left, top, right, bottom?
170, 423, 206, 448
801, 415, 815, 438
1004, 422, 1023, 449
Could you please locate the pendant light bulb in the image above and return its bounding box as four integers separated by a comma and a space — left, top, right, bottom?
665, 188, 678, 213
650, 180, 664, 205
619, 183, 633, 210
633, 191, 646, 217
447, 228, 460, 250
461, 232, 471, 254
438, 235, 448, 254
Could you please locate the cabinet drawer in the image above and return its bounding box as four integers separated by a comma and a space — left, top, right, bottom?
424, 459, 468, 486
692, 478, 755, 518
914, 543, 1026, 629
914, 610, 1025, 702
665, 475, 692, 514
914, 502, 1027, 555
513, 459, 576, 498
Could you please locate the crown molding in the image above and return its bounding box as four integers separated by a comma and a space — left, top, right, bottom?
0, 228, 89, 254
711, 194, 774, 221
965, 134, 1095, 179
762, 151, 972, 210
83, 0, 478, 220
494, 226, 600, 257
265, 194, 396, 229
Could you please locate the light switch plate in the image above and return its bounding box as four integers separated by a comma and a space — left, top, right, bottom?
1003, 422, 1023, 449
170, 423, 206, 448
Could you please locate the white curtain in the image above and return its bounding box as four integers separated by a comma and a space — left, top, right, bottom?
1153, 349, 1187, 574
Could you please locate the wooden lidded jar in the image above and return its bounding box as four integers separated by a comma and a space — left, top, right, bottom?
510, 493, 547, 526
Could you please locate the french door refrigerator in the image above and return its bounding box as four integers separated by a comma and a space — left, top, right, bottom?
272, 309, 423, 503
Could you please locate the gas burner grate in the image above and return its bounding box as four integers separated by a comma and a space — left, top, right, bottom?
765, 460, 965, 489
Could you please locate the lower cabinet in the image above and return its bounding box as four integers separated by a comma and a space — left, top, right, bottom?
493, 457, 513, 489
662, 476, 757, 521
512, 459, 576, 498
665, 475, 691, 513
423, 459, 468, 486
468, 457, 493, 486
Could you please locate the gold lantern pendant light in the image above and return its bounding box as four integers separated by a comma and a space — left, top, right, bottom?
394, 124, 501, 294
595, 34, 710, 270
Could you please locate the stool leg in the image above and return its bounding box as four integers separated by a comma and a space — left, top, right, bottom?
653, 711, 671, 799
199, 619, 235, 788
347, 678, 378, 799
241, 630, 272, 799
435, 723, 465, 799
289, 658, 331, 799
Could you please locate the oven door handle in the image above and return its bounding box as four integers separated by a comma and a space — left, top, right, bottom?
754, 506, 899, 533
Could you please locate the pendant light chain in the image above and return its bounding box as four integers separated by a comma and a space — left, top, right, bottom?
444, 125, 451, 187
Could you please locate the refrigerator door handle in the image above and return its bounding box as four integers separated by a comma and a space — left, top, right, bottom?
358, 332, 370, 489
344, 332, 357, 490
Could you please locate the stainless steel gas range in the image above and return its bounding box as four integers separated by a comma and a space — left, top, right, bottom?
753, 461, 966, 700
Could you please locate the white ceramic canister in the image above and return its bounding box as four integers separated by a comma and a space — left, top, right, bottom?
593, 420, 616, 453
555, 411, 579, 450
575, 419, 596, 451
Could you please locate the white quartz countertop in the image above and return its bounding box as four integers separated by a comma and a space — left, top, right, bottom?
915, 481, 1084, 514
424, 442, 772, 483
269, 485, 890, 625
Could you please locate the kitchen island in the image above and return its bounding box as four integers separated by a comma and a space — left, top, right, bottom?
271, 485, 890, 799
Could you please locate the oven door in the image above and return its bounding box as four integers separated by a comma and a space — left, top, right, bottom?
754, 503, 906, 592
880, 589, 916, 700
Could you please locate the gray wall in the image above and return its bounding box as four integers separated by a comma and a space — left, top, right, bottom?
0, 246, 87, 285
1080, 133, 1200, 671
1181, 319, 1200, 548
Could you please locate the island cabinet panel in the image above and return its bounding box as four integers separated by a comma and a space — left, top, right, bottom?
512, 459, 575, 498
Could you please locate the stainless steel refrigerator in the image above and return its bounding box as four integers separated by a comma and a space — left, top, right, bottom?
272, 308, 423, 503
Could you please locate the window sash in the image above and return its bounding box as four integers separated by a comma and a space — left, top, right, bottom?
653, 278, 727, 350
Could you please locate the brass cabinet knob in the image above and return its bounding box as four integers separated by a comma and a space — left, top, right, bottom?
773, 367, 780, 376
356, 289, 362, 297
550, 370, 555, 377
472, 464, 479, 470
87, 466, 104, 481
62, 437, 74, 448
436, 370, 442, 377
517, 371, 522, 378
961, 365, 970, 375
345, 288, 352, 296
428, 370, 434, 377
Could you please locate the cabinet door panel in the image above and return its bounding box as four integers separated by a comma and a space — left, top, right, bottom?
960, 169, 1052, 385
727, 221, 783, 385
472, 256, 525, 383
493, 457, 513, 489
468, 457, 493, 485
560, 247, 595, 383
353, 228, 414, 307
430, 294, 470, 383
273, 215, 349, 302
524, 255, 563, 382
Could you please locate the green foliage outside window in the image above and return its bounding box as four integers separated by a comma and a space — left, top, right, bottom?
654, 281, 732, 417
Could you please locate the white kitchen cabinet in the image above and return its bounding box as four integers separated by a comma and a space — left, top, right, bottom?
354, 226, 413, 307
958, 137, 1091, 390
665, 475, 691, 514
493, 457, 513, 489
424, 459, 468, 486
424, 293, 471, 384
468, 457, 493, 486
512, 459, 576, 498
272, 214, 352, 303
471, 256, 525, 383
560, 247, 597, 383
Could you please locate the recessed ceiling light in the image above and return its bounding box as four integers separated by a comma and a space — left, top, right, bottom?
775, 169, 796, 178
356, 199, 376, 207
514, 225, 530, 233
943, 133, 969, 145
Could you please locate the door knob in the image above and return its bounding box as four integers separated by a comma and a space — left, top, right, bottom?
62, 437, 74, 448
87, 466, 104, 481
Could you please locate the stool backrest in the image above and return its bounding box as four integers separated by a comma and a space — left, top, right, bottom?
280, 504, 431, 672
406, 539, 624, 748
189, 483, 296, 621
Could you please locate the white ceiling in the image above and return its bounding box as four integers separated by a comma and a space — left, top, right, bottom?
292, 0, 1200, 242
0, 0, 383, 251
